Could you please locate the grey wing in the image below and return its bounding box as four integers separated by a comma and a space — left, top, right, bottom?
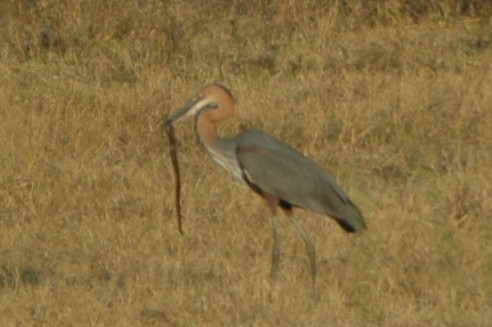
234, 130, 366, 232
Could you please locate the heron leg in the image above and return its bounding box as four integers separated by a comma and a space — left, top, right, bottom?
264, 195, 281, 280
270, 212, 281, 280
285, 209, 317, 286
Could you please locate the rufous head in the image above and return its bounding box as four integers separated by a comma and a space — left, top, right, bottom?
166, 84, 235, 125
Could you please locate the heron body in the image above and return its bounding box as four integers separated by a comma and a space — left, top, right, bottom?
166, 84, 366, 284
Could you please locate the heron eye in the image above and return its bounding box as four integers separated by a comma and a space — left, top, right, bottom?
201, 102, 218, 110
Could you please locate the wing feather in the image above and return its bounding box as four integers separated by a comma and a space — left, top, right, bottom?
234, 129, 366, 232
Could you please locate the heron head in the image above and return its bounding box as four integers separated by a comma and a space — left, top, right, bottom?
166, 84, 235, 126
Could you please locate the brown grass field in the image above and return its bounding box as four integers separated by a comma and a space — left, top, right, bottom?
1, 1, 491, 326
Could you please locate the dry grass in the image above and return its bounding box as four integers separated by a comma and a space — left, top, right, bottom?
1, 1, 491, 326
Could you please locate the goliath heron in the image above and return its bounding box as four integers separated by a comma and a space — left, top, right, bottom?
165, 84, 366, 284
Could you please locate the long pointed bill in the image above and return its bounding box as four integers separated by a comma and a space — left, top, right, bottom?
165, 97, 203, 126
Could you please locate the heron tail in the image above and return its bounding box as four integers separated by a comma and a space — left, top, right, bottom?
334, 200, 367, 233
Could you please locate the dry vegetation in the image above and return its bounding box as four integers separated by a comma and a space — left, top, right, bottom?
1, 0, 491, 326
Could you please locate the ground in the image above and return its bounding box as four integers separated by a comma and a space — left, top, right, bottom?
0, 1, 491, 326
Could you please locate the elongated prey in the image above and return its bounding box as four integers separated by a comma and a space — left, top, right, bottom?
164, 118, 183, 235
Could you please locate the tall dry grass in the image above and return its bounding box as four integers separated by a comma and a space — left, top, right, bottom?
1, 1, 491, 325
